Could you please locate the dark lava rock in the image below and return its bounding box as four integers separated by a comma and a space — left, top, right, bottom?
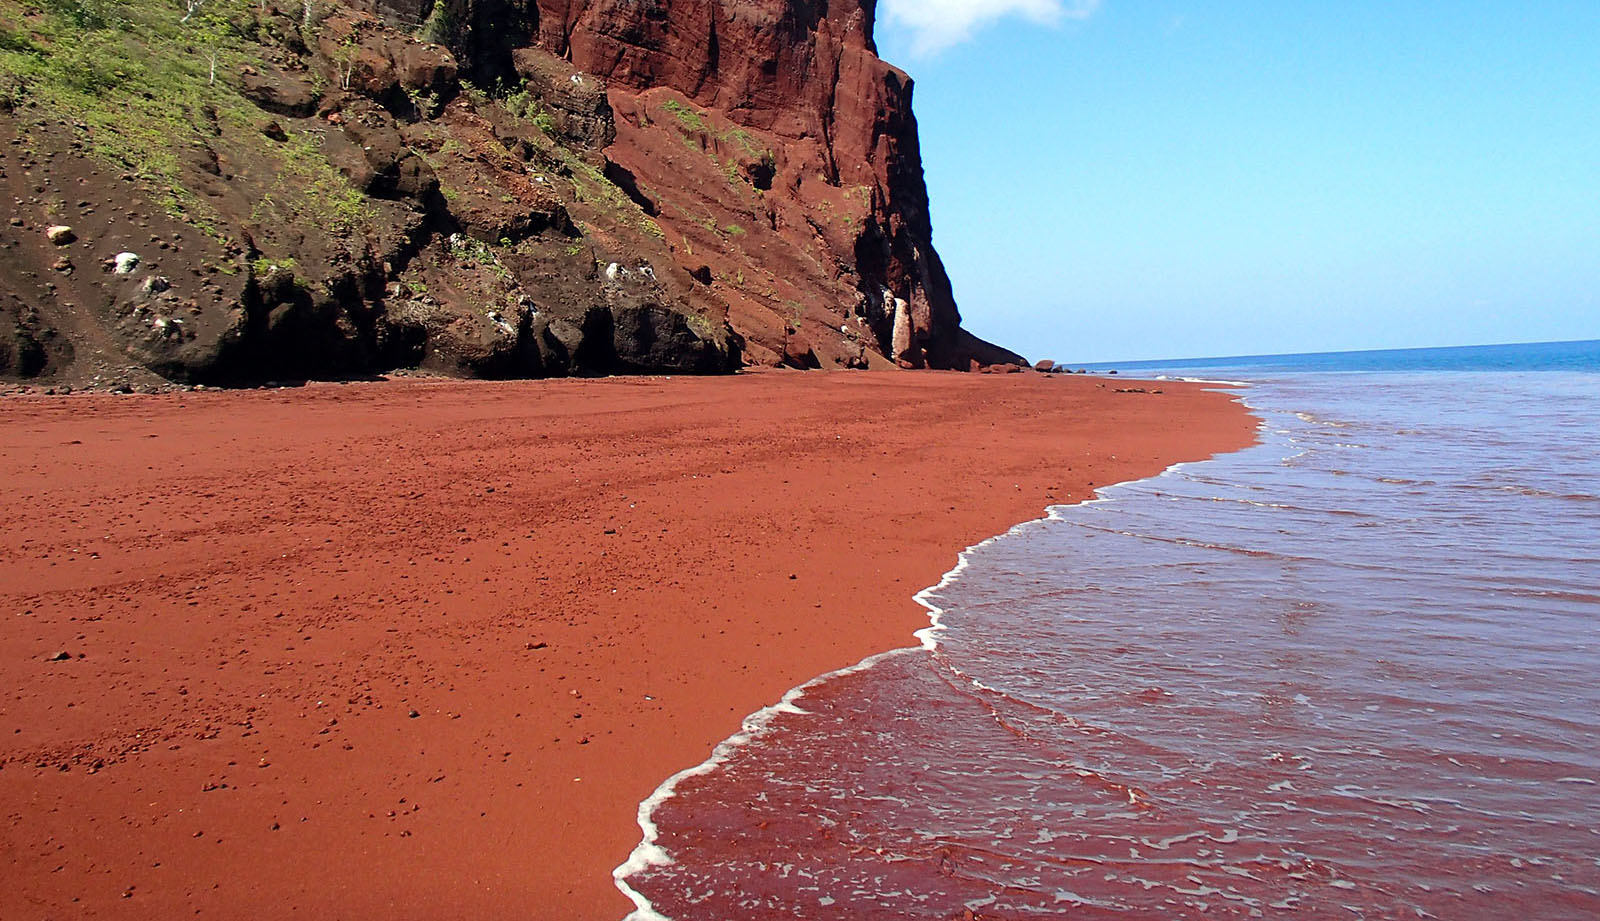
611, 305, 737, 374
240, 67, 321, 118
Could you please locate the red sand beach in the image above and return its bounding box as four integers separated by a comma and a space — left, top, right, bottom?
0, 371, 1254, 920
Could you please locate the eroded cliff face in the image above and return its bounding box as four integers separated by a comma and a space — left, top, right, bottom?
361, 0, 1021, 369
0, 0, 1019, 386
581, 1, 1019, 368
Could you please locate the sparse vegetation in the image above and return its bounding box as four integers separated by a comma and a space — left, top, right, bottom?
656, 99, 775, 197
488, 78, 559, 139
251, 255, 297, 275
279, 130, 374, 234
415, 0, 454, 46
684, 310, 715, 338
722, 126, 757, 156
561, 150, 662, 239
332, 35, 358, 90
446, 232, 512, 284
405, 85, 440, 118
0, 0, 370, 238
673, 204, 719, 236
661, 97, 705, 132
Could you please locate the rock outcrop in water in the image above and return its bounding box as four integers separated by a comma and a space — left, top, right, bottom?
0, 0, 1021, 386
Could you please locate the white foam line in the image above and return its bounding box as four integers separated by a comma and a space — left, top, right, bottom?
1187, 377, 1255, 387
611, 640, 922, 919
1159, 375, 1257, 387
613, 406, 1265, 920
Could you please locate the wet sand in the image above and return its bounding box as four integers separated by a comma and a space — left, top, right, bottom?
0, 371, 1254, 920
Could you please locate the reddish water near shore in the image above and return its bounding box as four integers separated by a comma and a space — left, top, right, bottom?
621, 367, 1600, 920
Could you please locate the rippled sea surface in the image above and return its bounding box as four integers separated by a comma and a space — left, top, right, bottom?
622, 349, 1600, 920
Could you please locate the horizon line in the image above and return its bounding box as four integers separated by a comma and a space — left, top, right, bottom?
1071, 336, 1600, 369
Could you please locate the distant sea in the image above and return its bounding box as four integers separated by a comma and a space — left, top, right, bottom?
618, 339, 1600, 920
1076, 336, 1600, 375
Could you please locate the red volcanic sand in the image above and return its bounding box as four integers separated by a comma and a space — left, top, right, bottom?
0, 372, 1254, 920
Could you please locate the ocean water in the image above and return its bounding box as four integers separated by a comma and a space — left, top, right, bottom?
616, 340, 1600, 920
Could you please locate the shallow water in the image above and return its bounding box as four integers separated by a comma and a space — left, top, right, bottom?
620, 362, 1600, 920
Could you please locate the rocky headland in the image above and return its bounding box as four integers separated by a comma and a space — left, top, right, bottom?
0, 0, 1024, 387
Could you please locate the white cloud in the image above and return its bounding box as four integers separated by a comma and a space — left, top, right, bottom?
881, 0, 1101, 55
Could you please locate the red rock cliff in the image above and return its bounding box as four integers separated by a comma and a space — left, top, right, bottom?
516, 0, 1020, 368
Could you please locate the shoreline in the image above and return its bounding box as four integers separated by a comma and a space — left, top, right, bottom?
616, 438, 1270, 918
612, 443, 1226, 918
0, 371, 1256, 920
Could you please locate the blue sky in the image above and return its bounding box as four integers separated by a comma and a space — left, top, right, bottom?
875, 1, 1600, 363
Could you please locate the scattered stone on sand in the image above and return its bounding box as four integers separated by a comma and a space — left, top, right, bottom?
113, 252, 140, 274
1034, 359, 1057, 373
51, 256, 72, 273
45, 224, 75, 245
46, 651, 71, 661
